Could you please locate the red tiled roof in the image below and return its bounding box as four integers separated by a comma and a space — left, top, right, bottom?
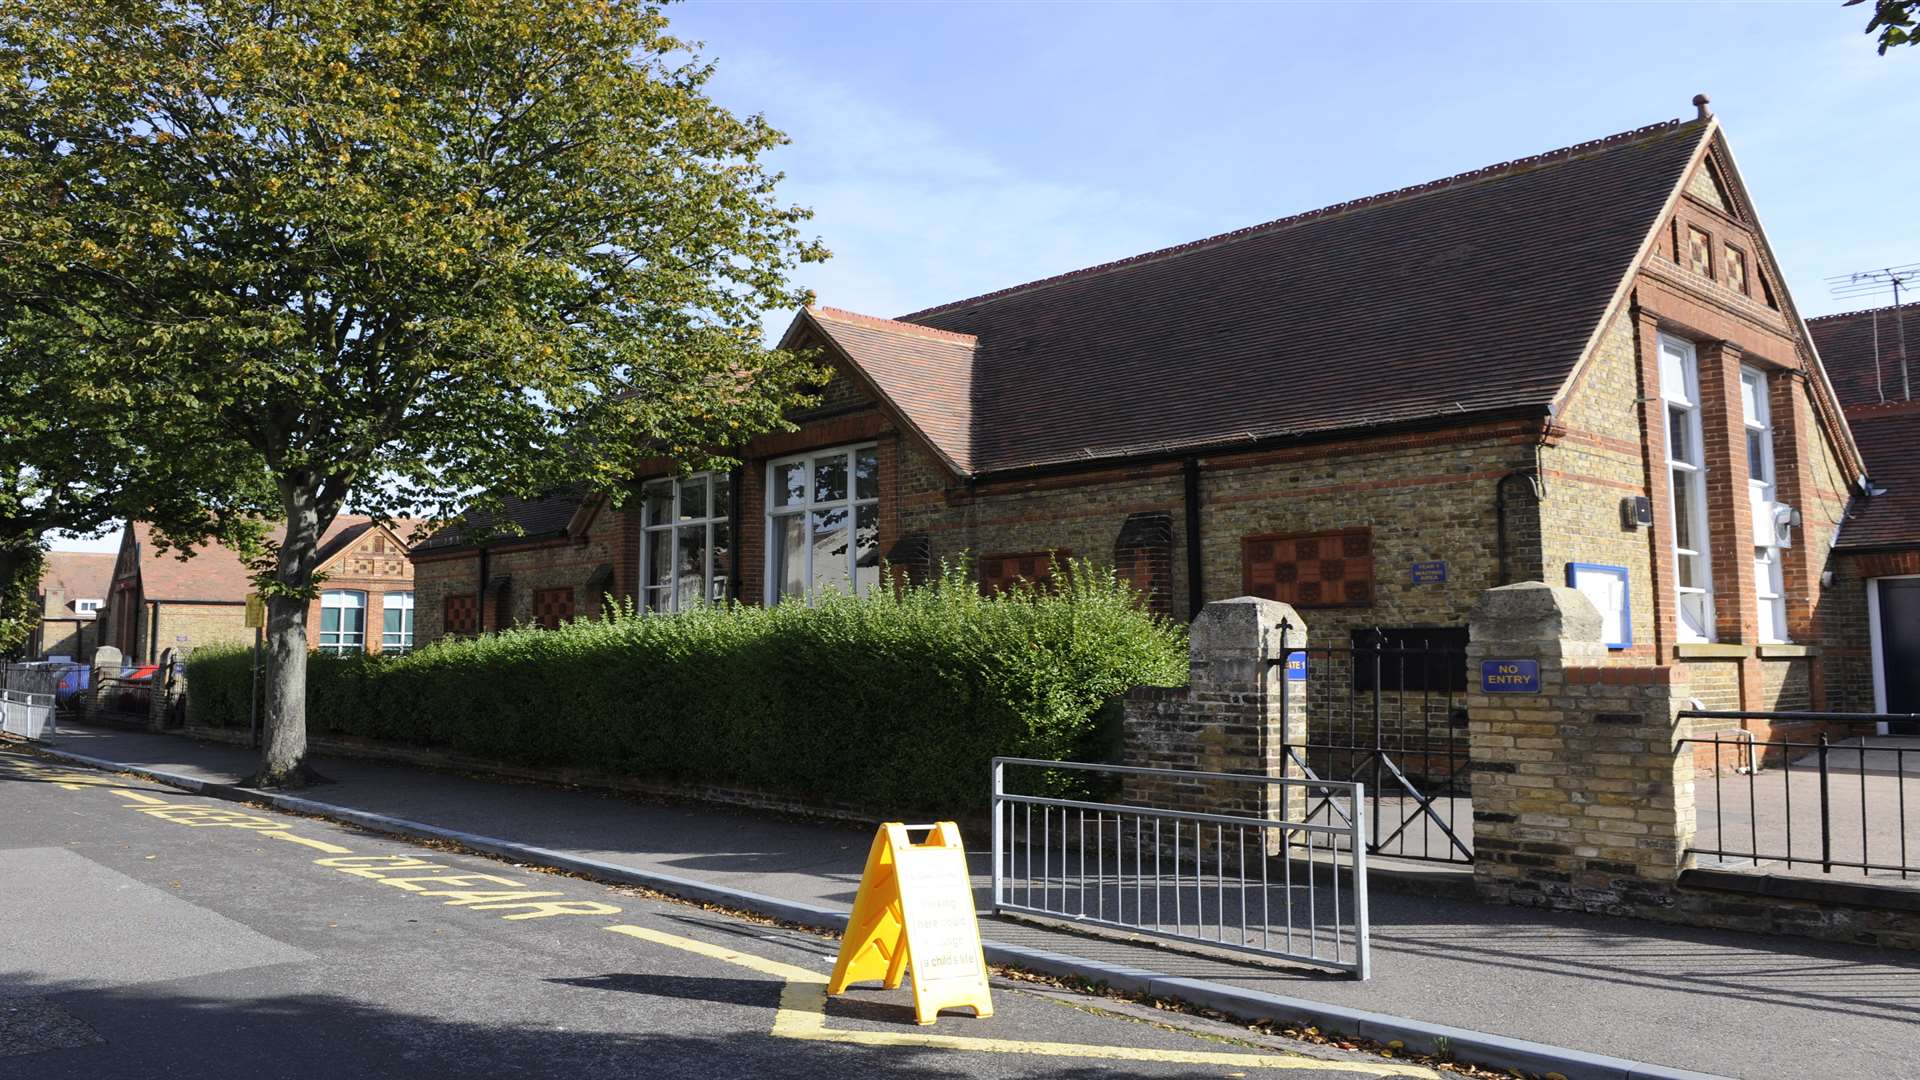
1836, 401, 1920, 551
796, 117, 1709, 476
127, 515, 395, 601
38, 552, 115, 616
801, 307, 979, 472
1808, 305, 1920, 410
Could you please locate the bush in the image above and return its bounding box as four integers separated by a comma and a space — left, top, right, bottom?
185, 560, 1187, 812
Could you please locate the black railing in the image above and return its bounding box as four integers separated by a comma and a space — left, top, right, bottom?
1681, 711, 1920, 882
1272, 620, 1472, 865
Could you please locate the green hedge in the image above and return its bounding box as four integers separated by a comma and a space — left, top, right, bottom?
185, 561, 1187, 811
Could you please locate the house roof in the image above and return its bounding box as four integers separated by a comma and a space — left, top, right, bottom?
791, 116, 1710, 476
1834, 402, 1920, 552
415, 491, 588, 553
1807, 305, 1920, 411
126, 515, 408, 601
38, 552, 115, 616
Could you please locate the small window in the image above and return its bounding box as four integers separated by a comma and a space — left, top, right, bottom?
1687, 226, 1713, 278
1350, 627, 1468, 693
533, 587, 575, 630
1724, 245, 1748, 296
444, 594, 478, 636
73, 598, 104, 614
318, 590, 367, 654
382, 592, 415, 652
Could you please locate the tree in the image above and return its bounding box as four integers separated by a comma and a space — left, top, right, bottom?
1847, 0, 1918, 52
0, 0, 825, 784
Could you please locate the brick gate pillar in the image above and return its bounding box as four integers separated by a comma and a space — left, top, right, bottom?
1123, 596, 1307, 852
1467, 582, 1695, 913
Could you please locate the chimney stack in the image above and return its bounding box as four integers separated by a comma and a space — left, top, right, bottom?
1693, 93, 1712, 121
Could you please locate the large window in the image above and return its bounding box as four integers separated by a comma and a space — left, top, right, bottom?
767, 445, 879, 603
1744, 368, 1788, 642
382, 592, 415, 653
319, 590, 367, 654
1660, 336, 1715, 641
642, 472, 732, 612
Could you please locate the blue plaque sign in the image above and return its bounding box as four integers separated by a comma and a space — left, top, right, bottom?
1283, 651, 1307, 681
1480, 659, 1540, 693
1411, 560, 1449, 585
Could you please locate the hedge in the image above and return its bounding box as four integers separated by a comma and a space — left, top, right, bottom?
185, 561, 1187, 812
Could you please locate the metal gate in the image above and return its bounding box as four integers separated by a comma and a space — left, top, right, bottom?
990, 757, 1370, 977
0, 689, 56, 741
1272, 620, 1473, 864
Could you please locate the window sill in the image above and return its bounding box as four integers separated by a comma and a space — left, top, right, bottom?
1757, 643, 1820, 659
1674, 642, 1753, 659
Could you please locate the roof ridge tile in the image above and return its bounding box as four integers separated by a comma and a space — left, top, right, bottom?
809, 306, 979, 345
898, 117, 1691, 323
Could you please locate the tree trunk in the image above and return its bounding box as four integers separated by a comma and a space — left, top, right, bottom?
251, 484, 331, 788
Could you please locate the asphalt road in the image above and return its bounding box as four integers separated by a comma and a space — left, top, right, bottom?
0, 748, 1434, 1080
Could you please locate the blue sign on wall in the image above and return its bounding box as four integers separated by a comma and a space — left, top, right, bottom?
1283, 651, 1307, 681
1411, 560, 1449, 585
1480, 659, 1540, 693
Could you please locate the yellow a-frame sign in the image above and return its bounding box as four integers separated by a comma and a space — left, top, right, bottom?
827, 821, 994, 1026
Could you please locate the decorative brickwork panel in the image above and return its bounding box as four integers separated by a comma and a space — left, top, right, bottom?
1241, 528, 1373, 608
533, 587, 575, 630
444, 594, 477, 636
978, 550, 1069, 595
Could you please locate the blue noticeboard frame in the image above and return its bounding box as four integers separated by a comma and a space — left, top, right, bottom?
1566, 562, 1632, 650
1410, 560, 1448, 585
1283, 651, 1307, 681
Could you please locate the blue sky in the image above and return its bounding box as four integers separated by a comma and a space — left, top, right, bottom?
52, 0, 1915, 554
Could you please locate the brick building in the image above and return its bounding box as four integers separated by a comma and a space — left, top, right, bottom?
103, 517, 421, 662
411, 101, 1882, 718
28, 551, 115, 660
1806, 304, 1920, 717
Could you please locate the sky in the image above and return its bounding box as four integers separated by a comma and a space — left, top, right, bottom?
51, 0, 1916, 554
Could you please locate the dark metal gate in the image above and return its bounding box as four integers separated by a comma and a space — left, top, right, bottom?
1270, 620, 1473, 864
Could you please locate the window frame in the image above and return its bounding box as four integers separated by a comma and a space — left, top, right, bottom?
382, 591, 415, 653
1743, 366, 1788, 642
640, 471, 733, 613
318, 589, 368, 655
764, 443, 881, 605
1660, 334, 1716, 642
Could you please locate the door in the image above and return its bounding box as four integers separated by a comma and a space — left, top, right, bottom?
1878, 578, 1920, 732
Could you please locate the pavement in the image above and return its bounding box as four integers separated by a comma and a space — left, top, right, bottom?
0, 750, 1429, 1080
15, 724, 1920, 1079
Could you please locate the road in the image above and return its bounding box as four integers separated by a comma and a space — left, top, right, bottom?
0, 748, 1434, 1080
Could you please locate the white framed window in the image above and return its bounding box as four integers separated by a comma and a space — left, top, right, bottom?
382, 591, 415, 653
642, 471, 732, 612
318, 590, 367, 654
73, 598, 103, 615
1660, 335, 1715, 642
766, 444, 879, 604
1743, 367, 1788, 642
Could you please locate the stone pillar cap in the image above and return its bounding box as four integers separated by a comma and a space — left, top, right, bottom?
1468, 581, 1602, 645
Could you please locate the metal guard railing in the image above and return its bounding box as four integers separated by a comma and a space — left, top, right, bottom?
990, 757, 1370, 978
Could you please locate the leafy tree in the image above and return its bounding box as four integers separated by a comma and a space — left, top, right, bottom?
0, 0, 824, 783
1847, 0, 1917, 52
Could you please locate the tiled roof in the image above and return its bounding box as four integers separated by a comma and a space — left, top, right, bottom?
798, 117, 1709, 475
1808, 305, 1920, 410
801, 307, 979, 472
38, 552, 115, 616
417, 491, 587, 551
1836, 402, 1920, 551
127, 515, 397, 601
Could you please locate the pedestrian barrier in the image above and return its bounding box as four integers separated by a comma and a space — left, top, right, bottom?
0, 689, 56, 741
989, 757, 1369, 978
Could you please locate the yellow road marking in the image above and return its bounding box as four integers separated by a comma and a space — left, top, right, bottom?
115, 790, 171, 805
605, 925, 1434, 1077
262, 830, 355, 854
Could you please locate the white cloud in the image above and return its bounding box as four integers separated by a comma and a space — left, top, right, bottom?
710, 49, 1209, 332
